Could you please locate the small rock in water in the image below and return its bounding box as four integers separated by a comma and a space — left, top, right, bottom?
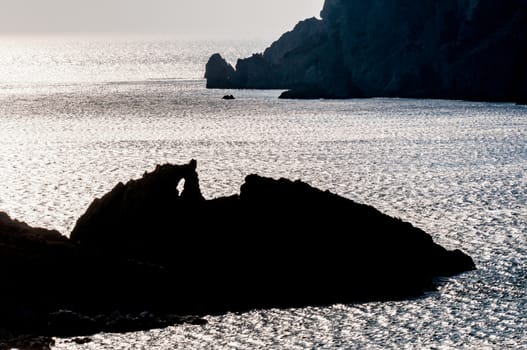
222, 94, 235, 100
69, 337, 92, 345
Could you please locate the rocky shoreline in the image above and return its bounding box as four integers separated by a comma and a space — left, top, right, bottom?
206, 0, 527, 103
1, 160, 475, 344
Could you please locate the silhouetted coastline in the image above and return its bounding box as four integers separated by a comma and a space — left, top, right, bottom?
206, 0, 527, 103
1, 160, 475, 346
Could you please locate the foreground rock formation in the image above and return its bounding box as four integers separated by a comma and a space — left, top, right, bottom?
206, 0, 527, 102
0, 210, 205, 343
2, 160, 475, 342
71, 160, 474, 307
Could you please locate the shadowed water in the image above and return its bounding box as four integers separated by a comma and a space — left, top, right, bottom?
0, 38, 525, 349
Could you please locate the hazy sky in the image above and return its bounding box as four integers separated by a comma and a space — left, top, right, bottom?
0, 0, 325, 39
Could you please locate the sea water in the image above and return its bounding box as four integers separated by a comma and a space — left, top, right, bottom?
0, 36, 525, 349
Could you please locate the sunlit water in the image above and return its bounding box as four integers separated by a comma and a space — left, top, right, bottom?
0, 37, 525, 349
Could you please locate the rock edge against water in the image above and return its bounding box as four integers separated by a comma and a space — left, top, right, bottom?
1, 160, 475, 342
206, 0, 527, 103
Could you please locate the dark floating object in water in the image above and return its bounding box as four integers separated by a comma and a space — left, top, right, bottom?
69, 337, 92, 345
222, 94, 235, 100
0, 160, 475, 341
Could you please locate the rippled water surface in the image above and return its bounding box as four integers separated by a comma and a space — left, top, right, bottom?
0, 37, 525, 349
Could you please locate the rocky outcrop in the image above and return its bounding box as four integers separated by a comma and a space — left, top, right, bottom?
1, 160, 475, 340
0, 335, 55, 350
72, 160, 475, 312
0, 210, 206, 341
205, 53, 237, 88
205, 0, 527, 102
70, 160, 205, 266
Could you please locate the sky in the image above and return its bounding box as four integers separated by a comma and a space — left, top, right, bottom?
0, 0, 325, 39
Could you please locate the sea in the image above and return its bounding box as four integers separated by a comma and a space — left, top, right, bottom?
0, 36, 525, 349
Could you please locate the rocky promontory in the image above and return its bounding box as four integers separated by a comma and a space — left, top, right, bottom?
0, 210, 206, 346
1, 160, 475, 343
206, 0, 527, 102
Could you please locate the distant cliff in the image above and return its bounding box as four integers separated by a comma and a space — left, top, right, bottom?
205, 0, 527, 102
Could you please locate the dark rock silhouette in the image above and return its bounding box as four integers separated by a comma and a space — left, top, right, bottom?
69, 337, 93, 345
0, 335, 55, 350
205, 0, 527, 102
518, 80, 527, 104
0, 210, 206, 342
1, 160, 475, 341
205, 53, 237, 89
71, 160, 475, 311
222, 94, 235, 100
